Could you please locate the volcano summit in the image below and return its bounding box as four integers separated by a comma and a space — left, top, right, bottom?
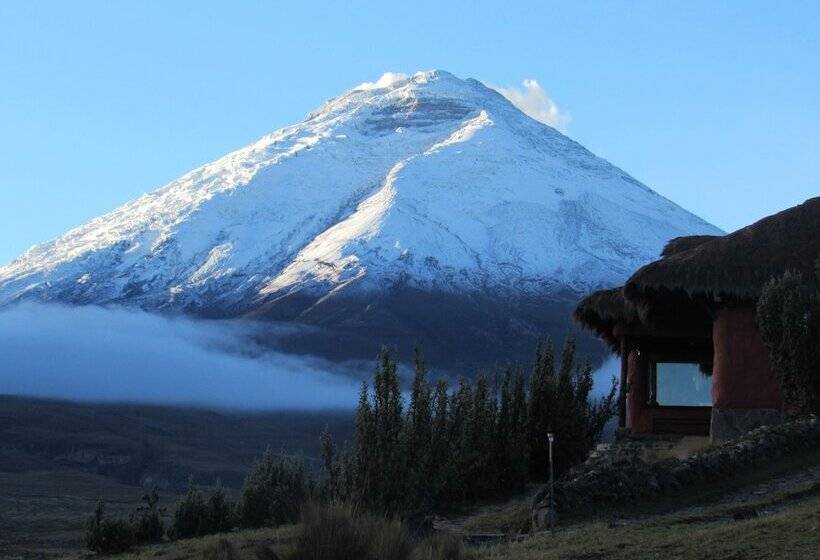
0, 71, 721, 368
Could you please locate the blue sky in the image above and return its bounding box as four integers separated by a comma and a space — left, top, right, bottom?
1, 1, 818, 265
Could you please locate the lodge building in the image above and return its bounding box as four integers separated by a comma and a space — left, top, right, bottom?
575, 197, 820, 442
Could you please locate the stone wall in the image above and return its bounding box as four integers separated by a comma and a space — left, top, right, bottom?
532, 416, 818, 528
711, 407, 786, 442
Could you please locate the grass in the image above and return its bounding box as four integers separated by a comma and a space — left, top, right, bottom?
59, 507, 475, 560
58, 490, 819, 560
475, 494, 820, 560
60, 526, 298, 560
461, 494, 534, 535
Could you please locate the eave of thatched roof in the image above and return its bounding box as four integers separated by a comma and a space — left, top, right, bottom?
661, 235, 720, 258
626, 197, 820, 304
573, 287, 639, 351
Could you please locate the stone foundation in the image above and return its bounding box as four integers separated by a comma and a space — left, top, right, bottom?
710, 408, 785, 443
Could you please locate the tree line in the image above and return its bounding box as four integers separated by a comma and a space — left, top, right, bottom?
319, 337, 616, 516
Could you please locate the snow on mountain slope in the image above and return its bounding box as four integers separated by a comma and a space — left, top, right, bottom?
0, 70, 721, 321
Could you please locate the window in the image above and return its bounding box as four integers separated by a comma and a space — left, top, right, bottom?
651, 362, 712, 407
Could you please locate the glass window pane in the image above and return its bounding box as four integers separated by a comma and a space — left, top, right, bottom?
656, 362, 712, 406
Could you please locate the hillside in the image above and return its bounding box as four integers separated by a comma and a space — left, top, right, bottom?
0, 396, 353, 556
53, 445, 820, 559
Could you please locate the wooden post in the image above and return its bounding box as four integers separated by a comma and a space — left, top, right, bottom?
548, 432, 555, 532
619, 336, 628, 429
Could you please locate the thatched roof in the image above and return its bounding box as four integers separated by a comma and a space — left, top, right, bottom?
574, 197, 820, 348
626, 197, 820, 303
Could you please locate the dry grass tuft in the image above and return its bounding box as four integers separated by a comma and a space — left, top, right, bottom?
201, 538, 238, 560
288, 502, 413, 560
413, 532, 475, 560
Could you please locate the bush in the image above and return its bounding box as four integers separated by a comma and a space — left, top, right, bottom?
238, 451, 311, 528
170, 483, 235, 539
757, 269, 820, 415
287, 502, 413, 560
85, 499, 135, 554
130, 488, 164, 543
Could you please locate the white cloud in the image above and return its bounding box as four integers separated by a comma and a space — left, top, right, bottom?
493, 79, 570, 130
356, 72, 409, 91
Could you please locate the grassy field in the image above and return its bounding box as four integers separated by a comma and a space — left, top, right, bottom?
477, 494, 820, 560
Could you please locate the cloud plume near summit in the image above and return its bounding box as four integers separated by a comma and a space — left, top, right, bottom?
0, 304, 360, 409
493, 78, 570, 130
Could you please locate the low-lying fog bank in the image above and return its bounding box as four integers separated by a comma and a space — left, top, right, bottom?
0, 303, 361, 409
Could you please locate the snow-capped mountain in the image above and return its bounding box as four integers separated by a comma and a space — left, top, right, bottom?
0, 70, 721, 367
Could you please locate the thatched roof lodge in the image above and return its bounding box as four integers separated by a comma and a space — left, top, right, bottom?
576, 197, 820, 441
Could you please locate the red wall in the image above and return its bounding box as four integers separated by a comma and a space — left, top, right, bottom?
712, 308, 783, 409
626, 349, 653, 433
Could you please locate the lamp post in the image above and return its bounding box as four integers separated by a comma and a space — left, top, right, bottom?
548, 431, 555, 532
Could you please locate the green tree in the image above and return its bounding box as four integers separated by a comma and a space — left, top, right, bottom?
527, 339, 556, 479
526, 337, 617, 479
405, 348, 433, 511
757, 269, 820, 414
429, 378, 451, 504
508, 369, 530, 486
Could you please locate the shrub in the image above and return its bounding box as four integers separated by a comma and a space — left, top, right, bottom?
757, 269, 820, 414
85, 499, 135, 554
170, 483, 235, 539
287, 502, 413, 560
130, 488, 164, 543
238, 451, 310, 528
